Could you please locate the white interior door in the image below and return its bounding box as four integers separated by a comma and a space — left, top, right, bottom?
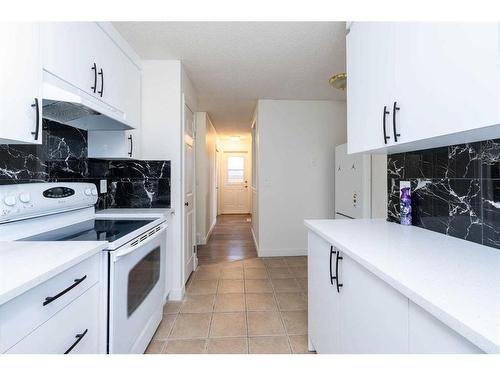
183, 102, 196, 283
221, 152, 250, 214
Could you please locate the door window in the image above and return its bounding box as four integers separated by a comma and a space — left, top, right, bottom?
127, 246, 161, 317
227, 156, 245, 183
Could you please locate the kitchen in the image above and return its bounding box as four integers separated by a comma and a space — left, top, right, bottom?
0, 2, 500, 374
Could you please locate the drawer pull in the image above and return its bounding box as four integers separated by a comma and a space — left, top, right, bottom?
383, 105, 390, 144
329, 246, 336, 285
392, 101, 401, 142
64, 329, 88, 354
43, 275, 87, 306
335, 251, 343, 293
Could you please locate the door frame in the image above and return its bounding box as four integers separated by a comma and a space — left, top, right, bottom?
216, 147, 221, 216
181, 94, 197, 281
220, 150, 251, 214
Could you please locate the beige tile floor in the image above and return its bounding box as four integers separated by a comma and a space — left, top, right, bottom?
145, 256, 313, 354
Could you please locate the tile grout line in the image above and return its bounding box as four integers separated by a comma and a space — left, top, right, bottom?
266, 259, 294, 354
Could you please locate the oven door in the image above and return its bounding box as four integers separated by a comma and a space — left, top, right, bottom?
109, 225, 166, 354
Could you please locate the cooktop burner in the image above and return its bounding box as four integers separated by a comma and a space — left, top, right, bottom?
23, 219, 155, 242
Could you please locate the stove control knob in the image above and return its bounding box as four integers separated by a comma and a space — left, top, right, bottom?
19, 193, 31, 203
4, 195, 16, 206
91, 188, 98, 196
84, 188, 92, 196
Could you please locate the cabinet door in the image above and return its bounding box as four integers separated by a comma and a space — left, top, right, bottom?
87, 129, 139, 159
95, 29, 141, 127
308, 231, 341, 353
347, 22, 396, 154
394, 23, 500, 145
339, 253, 408, 353
41, 22, 102, 98
408, 301, 483, 354
0, 23, 42, 144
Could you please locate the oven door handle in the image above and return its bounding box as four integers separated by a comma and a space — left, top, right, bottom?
113, 226, 166, 261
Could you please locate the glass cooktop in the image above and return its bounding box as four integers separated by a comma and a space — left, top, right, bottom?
23, 219, 155, 242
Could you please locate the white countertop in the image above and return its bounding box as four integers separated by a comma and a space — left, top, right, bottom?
304, 219, 500, 354
0, 241, 107, 305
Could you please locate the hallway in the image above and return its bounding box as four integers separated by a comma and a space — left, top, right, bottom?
145, 215, 310, 354
197, 214, 257, 265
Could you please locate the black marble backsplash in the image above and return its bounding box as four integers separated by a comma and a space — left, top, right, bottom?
388, 140, 500, 249
0, 120, 170, 210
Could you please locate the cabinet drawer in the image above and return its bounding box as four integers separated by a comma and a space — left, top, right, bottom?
6, 284, 100, 354
0, 253, 100, 352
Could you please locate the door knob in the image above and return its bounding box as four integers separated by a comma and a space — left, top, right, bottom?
184, 202, 189, 206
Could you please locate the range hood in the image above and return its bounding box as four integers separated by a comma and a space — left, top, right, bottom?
42, 71, 134, 131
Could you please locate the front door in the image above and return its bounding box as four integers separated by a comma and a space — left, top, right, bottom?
183, 102, 196, 283
221, 152, 250, 214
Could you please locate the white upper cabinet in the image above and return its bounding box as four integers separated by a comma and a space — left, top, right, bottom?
41, 22, 141, 128
41, 23, 102, 99
0, 23, 42, 144
347, 22, 500, 154
347, 22, 396, 153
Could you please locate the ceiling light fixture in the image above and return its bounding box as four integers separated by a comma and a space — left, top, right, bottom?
230, 136, 241, 142
329, 72, 347, 90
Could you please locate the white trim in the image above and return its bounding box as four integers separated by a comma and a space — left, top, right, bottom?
205, 218, 216, 243
257, 247, 307, 257
167, 287, 185, 302
251, 226, 259, 254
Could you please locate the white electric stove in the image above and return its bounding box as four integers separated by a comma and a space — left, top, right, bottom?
0, 182, 167, 354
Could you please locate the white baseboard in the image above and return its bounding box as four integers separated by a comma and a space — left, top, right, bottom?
168, 287, 185, 301
250, 226, 259, 253
257, 247, 307, 257
205, 219, 216, 243
196, 219, 217, 245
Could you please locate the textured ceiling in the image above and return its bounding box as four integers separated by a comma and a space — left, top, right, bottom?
113, 22, 346, 136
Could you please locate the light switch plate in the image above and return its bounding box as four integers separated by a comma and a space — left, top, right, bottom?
100, 179, 107, 194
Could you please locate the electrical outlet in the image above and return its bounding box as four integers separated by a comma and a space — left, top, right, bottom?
100, 179, 107, 194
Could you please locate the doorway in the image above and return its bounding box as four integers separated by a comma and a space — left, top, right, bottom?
221, 151, 250, 214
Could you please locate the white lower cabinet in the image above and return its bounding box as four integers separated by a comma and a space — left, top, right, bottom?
0, 253, 103, 354
6, 284, 100, 354
308, 232, 341, 353
340, 253, 408, 353
307, 230, 482, 354
408, 301, 483, 354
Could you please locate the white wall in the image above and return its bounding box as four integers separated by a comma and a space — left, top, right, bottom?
255, 99, 347, 257
141, 60, 198, 301
195, 112, 218, 245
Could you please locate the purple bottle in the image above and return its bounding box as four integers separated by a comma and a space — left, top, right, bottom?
400, 187, 412, 225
